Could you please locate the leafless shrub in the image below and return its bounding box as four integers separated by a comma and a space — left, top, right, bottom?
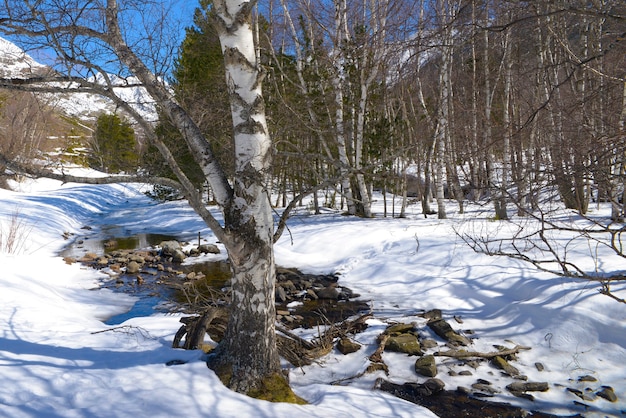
0, 209, 31, 254
455, 204, 626, 304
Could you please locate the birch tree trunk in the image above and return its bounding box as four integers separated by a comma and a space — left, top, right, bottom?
433, 0, 460, 219
495, 28, 512, 220
207, 0, 281, 392
332, 0, 357, 215
0, 0, 284, 395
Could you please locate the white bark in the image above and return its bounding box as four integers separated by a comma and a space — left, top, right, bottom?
332, 0, 357, 215
0, 0, 281, 393
209, 0, 281, 392
497, 29, 512, 221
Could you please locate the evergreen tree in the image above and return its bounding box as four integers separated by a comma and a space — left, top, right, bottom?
90, 113, 138, 173
142, 0, 232, 194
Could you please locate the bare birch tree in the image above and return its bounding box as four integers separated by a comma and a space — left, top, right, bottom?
0, 0, 291, 396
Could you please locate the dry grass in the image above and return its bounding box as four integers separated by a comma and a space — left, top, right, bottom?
0, 209, 31, 254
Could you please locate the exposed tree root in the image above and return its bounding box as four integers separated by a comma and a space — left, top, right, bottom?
174, 310, 372, 366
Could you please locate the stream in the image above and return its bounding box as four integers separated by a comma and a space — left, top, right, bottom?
62, 225, 369, 328
62, 226, 583, 418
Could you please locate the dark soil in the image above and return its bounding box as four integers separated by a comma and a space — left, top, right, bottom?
377, 381, 584, 418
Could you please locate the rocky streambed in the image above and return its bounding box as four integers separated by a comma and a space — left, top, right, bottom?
64, 236, 620, 417
63, 238, 369, 329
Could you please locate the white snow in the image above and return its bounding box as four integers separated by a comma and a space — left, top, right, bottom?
1, 170, 625, 417
0, 36, 157, 122
0, 37, 47, 77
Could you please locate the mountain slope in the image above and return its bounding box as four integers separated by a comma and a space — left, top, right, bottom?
0, 36, 156, 122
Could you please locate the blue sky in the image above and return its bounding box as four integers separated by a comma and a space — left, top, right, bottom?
8, 0, 200, 77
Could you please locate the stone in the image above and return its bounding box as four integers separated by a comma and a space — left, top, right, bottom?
566, 387, 596, 402
578, 375, 598, 382
281, 280, 297, 291
423, 378, 445, 394
129, 255, 145, 263
386, 334, 423, 356
316, 286, 339, 299
198, 244, 220, 254
457, 386, 471, 395
420, 339, 438, 350
491, 355, 520, 377
367, 362, 388, 374
386, 323, 415, 334
160, 240, 181, 256
337, 338, 361, 355
465, 360, 480, 369
506, 382, 549, 393
126, 260, 141, 274
172, 249, 186, 263
423, 309, 442, 320
597, 386, 617, 402
471, 383, 500, 395
276, 286, 287, 303
535, 362, 545, 371
427, 318, 471, 346
415, 355, 437, 377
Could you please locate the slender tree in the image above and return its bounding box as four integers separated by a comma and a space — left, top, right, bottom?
0, 0, 293, 396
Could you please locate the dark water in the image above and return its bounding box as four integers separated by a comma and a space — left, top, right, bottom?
100, 258, 232, 325
62, 230, 178, 258
66, 227, 368, 329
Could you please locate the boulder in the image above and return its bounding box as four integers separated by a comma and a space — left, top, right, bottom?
126, 260, 141, 274
427, 318, 471, 346
597, 386, 617, 402
386, 334, 423, 356
415, 355, 437, 377
198, 244, 220, 254
337, 338, 362, 355
160, 240, 182, 256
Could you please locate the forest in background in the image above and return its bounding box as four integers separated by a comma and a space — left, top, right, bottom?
1, 0, 625, 221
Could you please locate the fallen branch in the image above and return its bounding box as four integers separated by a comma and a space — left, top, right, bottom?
434, 345, 531, 359
600, 281, 626, 304
91, 325, 154, 342
369, 333, 390, 364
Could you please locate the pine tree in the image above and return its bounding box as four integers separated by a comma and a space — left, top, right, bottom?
90, 113, 138, 173
142, 0, 232, 194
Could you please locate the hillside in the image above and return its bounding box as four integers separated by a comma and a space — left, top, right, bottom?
0, 36, 156, 123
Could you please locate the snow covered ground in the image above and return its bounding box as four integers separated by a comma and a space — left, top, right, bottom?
0, 171, 624, 418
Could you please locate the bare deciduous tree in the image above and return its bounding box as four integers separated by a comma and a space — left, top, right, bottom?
0, 91, 53, 187
0, 0, 293, 396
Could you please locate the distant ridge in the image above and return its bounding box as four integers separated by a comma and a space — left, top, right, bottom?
0, 37, 48, 77
0, 36, 157, 122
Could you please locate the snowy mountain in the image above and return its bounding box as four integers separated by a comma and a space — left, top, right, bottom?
0, 36, 157, 122
0, 37, 48, 77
